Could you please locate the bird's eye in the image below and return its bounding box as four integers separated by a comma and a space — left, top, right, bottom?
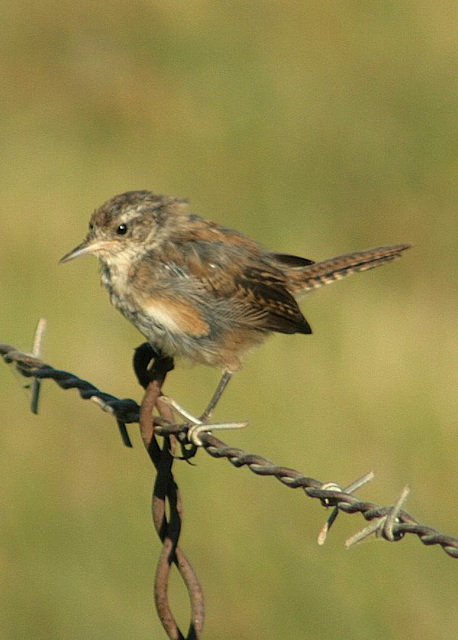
116, 223, 128, 235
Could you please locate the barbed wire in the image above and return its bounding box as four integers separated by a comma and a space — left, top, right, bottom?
2, 340, 457, 558
1, 336, 457, 639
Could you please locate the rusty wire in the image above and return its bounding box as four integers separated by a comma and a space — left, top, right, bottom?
134, 344, 205, 640
1, 339, 458, 639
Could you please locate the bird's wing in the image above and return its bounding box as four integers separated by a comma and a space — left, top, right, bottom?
174, 238, 313, 335
229, 263, 312, 334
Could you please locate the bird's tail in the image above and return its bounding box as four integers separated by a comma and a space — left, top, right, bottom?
287, 244, 411, 295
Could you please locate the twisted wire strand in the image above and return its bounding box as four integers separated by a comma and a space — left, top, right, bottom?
137, 359, 204, 640
2, 342, 457, 561
0, 343, 138, 446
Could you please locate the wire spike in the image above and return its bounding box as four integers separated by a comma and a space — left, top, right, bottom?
318, 472, 375, 545
30, 318, 47, 414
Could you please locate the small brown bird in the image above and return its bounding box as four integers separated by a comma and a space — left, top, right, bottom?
61, 190, 410, 417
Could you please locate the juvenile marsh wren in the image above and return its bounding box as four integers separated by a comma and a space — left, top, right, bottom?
61, 191, 410, 415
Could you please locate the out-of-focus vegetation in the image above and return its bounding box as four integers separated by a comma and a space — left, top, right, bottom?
1, 2, 457, 638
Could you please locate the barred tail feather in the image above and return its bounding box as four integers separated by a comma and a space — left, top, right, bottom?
289, 244, 411, 294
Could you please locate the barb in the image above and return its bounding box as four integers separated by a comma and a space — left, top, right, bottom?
317, 472, 375, 545
2, 341, 457, 562
30, 317, 47, 414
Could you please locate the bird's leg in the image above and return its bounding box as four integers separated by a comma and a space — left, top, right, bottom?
162, 369, 234, 424
199, 369, 233, 422
160, 369, 246, 459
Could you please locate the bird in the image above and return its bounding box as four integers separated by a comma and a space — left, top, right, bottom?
60, 190, 410, 420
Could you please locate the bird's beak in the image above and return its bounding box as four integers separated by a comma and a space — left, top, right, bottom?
59, 239, 110, 264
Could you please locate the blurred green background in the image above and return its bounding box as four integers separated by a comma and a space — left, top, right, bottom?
1, 1, 457, 638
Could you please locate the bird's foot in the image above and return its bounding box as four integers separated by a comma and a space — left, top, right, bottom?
159, 395, 248, 459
